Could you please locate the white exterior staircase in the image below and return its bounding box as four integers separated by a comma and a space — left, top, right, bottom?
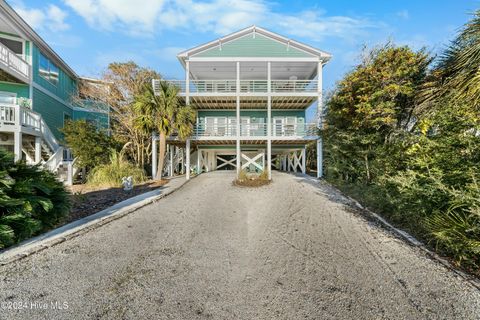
0, 102, 77, 184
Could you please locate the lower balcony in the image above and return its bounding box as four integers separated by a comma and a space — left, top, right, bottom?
169, 123, 318, 141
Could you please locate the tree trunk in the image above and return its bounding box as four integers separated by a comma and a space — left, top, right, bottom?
364, 153, 371, 184
155, 132, 167, 180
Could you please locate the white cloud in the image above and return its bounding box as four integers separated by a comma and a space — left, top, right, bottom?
63, 0, 378, 43
396, 10, 410, 20
274, 11, 376, 42
63, 0, 165, 34
13, 2, 70, 32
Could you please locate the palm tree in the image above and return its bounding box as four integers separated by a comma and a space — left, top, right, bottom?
421, 10, 480, 108
134, 81, 195, 179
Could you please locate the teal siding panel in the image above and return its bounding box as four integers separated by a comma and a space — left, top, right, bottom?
73, 109, 109, 130
32, 88, 72, 140
32, 44, 77, 102
198, 110, 305, 122
195, 34, 313, 58
0, 82, 29, 98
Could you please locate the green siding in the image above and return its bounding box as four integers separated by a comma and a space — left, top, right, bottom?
195, 34, 312, 58
32, 44, 77, 102
0, 82, 29, 98
73, 109, 109, 130
32, 88, 72, 140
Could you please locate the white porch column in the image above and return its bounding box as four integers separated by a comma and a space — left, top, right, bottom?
267, 61, 272, 180
34, 136, 42, 164
287, 153, 291, 172
186, 140, 191, 180
66, 161, 73, 186
317, 61, 323, 178
236, 61, 241, 176
197, 148, 201, 174
185, 60, 190, 105
13, 131, 22, 162
317, 139, 323, 178
152, 133, 157, 178
169, 144, 174, 177
301, 147, 306, 174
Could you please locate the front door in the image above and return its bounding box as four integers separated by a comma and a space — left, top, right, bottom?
273, 117, 284, 136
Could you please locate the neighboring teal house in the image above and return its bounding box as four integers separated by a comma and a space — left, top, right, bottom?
152, 26, 331, 180
0, 1, 108, 182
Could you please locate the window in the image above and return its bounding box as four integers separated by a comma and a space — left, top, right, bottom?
39, 52, 59, 85
0, 37, 23, 56
0, 91, 16, 105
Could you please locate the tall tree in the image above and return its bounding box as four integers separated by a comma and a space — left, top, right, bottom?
134, 81, 196, 179
73, 62, 160, 168
324, 44, 431, 184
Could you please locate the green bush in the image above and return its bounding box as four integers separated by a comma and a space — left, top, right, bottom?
61, 119, 117, 168
87, 149, 147, 187
0, 150, 70, 249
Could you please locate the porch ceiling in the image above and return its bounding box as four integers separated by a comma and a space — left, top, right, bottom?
180, 96, 316, 109
189, 61, 318, 81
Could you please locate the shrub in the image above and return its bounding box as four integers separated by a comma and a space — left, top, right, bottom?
61, 119, 117, 168
0, 150, 70, 248
234, 169, 270, 187
87, 149, 147, 187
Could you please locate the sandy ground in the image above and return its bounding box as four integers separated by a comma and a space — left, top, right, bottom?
0, 171, 479, 320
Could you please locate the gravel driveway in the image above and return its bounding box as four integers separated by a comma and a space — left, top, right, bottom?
1, 171, 479, 319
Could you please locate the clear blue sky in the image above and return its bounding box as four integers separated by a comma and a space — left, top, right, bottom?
8, 0, 480, 118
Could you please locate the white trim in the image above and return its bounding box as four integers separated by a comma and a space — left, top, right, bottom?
188, 57, 320, 62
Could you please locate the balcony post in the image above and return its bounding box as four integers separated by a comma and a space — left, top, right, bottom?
301, 146, 306, 174
317, 139, 323, 178
317, 60, 323, 178
236, 61, 241, 176
186, 139, 190, 180
13, 130, 22, 162
185, 60, 190, 104
267, 61, 272, 180
35, 136, 42, 164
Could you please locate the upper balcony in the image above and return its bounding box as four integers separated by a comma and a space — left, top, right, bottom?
0, 41, 30, 83
167, 79, 318, 96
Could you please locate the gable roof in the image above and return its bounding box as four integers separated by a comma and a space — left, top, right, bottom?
177, 25, 332, 63
0, 1, 78, 79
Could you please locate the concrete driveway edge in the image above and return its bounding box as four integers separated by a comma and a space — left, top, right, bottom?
0, 175, 191, 265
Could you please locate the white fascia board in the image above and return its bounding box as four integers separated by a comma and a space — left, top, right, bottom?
188, 57, 320, 62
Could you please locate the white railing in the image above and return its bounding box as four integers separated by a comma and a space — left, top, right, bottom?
44, 146, 64, 172
188, 122, 317, 138
165, 79, 318, 94
271, 80, 318, 92
0, 42, 30, 81
0, 105, 16, 125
